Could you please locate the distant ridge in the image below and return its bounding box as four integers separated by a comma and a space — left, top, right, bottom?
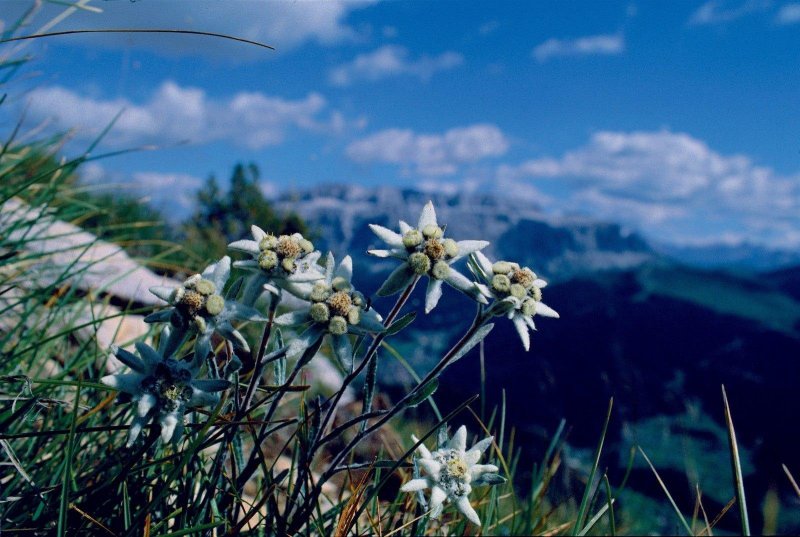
275, 184, 655, 281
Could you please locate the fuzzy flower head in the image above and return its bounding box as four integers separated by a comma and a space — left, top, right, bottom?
229, 227, 324, 299
100, 337, 229, 446
146, 257, 266, 362
469, 251, 559, 351
400, 425, 504, 526
274, 253, 384, 369
368, 201, 489, 313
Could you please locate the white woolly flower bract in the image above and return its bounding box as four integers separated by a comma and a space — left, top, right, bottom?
100, 338, 229, 446
146, 256, 266, 362
368, 201, 488, 313
273, 253, 384, 369
400, 425, 504, 526
228, 227, 324, 301
469, 251, 559, 351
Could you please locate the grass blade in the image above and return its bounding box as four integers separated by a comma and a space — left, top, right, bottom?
638, 446, 693, 535
57, 380, 82, 536
782, 464, 800, 499
721, 385, 750, 535
572, 397, 613, 536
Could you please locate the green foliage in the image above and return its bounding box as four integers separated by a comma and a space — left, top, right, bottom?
183, 162, 310, 264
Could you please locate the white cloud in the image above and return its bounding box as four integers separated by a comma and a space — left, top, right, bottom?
776, 2, 800, 23
329, 45, 464, 86
688, 0, 771, 25
12, 0, 377, 59
500, 130, 800, 248
532, 33, 624, 63
346, 123, 509, 176
78, 163, 204, 216
26, 81, 355, 149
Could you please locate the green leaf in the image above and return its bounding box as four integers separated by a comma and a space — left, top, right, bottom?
407, 378, 439, 408
386, 311, 416, 336
446, 323, 494, 367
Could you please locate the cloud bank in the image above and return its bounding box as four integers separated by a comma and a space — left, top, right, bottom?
27, 81, 355, 149
346, 123, 509, 176
499, 130, 800, 247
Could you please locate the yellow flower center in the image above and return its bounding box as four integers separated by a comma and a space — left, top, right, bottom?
446, 458, 468, 478
327, 291, 353, 317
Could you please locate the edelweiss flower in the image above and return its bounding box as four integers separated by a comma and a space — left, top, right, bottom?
101, 338, 229, 446
228, 227, 324, 301
146, 256, 266, 362
273, 253, 384, 369
469, 251, 559, 351
368, 201, 488, 313
400, 425, 504, 526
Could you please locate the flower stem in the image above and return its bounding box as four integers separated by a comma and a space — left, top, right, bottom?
282, 276, 421, 525
287, 307, 490, 533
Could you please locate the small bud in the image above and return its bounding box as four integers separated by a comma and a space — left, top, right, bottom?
531, 286, 543, 302
421, 224, 443, 239
442, 238, 459, 258
310, 282, 331, 302
281, 257, 296, 273
409, 252, 431, 275
195, 279, 216, 296
510, 284, 526, 299
522, 298, 537, 317
170, 286, 185, 305
205, 294, 225, 316
193, 316, 207, 333
299, 238, 314, 254
492, 261, 513, 275
491, 274, 511, 293
258, 250, 278, 270
183, 274, 201, 288
347, 306, 361, 325
431, 261, 450, 280
332, 276, 351, 292
328, 315, 348, 335
259, 234, 278, 251
352, 291, 365, 307
310, 303, 330, 323
402, 229, 424, 249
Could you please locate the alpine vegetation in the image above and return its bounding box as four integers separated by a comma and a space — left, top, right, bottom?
3, 193, 560, 534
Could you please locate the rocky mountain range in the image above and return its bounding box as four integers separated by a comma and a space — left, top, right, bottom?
275, 184, 655, 282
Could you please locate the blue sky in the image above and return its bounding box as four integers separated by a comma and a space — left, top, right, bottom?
2, 0, 799, 250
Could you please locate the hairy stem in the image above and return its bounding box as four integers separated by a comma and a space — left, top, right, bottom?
287, 307, 489, 532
